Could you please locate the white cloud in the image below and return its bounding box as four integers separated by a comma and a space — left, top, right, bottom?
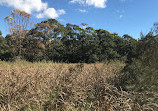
70, 0, 84, 4
58, 9, 66, 15
0, 0, 66, 19
70, 0, 107, 8
116, 10, 125, 18
0, 0, 47, 13
120, 14, 123, 18
37, 8, 66, 19
79, 9, 88, 13
86, 0, 107, 8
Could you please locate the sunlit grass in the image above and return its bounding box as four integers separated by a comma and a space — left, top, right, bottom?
0, 61, 156, 111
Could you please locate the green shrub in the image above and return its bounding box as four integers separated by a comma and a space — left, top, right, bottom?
117, 35, 158, 92
0, 36, 13, 60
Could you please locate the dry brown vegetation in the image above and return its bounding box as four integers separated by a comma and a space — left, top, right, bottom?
0, 61, 156, 111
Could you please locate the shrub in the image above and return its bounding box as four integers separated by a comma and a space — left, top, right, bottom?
0, 37, 13, 60
118, 35, 158, 92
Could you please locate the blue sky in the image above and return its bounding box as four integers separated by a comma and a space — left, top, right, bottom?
0, 0, 158, 39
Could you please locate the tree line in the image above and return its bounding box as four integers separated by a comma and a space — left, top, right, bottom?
0, 9, 157, 63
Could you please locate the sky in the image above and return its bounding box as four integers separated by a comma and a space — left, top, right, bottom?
0, 0, 158, 39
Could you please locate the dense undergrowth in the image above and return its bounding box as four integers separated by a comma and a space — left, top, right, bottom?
0, 61, 157, 111
109, 35, 158, 111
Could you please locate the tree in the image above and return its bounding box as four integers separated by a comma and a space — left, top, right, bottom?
0, 31, 13, 60
118, 34, 158, 92
29, 19, 64, 45
22, 38, 46, 62
115, 25, 158, 92
0, 30, 2, 36
153, 22, 158, 35
2, 16, 142, 62
5, 9, 31, 56
122, 34, 137, 62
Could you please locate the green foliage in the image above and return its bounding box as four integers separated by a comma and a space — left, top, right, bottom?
3, 19, 137, 63
0, 35, 13, 60
46, 40, 65, 62
22, 38, 46, 62
117, 34, 158, 92
0, 30, 2, 35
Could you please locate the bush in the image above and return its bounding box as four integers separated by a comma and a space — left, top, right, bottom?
0, 37, 13, 60
117, 35, 158, 92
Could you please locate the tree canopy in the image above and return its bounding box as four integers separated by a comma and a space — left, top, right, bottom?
2, 9, 153, 63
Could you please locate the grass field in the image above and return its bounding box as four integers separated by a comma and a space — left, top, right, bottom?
0, 61, 156, 111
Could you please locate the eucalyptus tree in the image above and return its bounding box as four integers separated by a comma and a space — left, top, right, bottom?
29, 19, 64, 45
28, 19, 66, 61
5, 9, 31, 56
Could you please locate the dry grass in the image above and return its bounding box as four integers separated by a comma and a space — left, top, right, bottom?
0, 61, 156, 111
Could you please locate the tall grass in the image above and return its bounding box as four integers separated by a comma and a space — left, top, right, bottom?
0, 61, 156, 110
